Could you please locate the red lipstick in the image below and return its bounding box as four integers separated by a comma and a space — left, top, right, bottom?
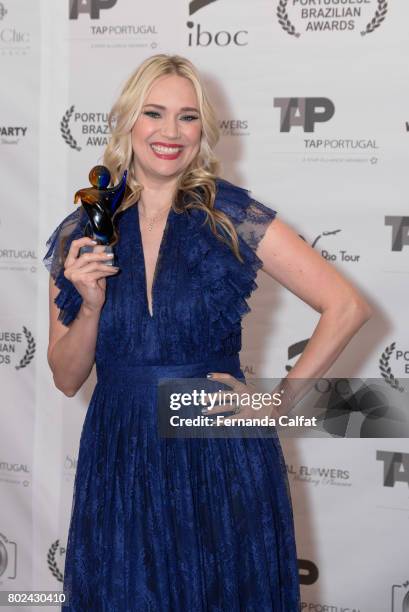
150, 142, 184, 160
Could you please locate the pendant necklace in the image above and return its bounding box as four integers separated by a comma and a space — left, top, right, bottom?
139, 204, 171, 231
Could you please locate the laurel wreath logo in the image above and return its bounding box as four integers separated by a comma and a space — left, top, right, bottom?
277, 0, 300, 38
15, 326, 35, 370
47, 540, 64, 582
379, 342, 404, 393
277, 0, 387, 38
60, 105, 81, 151
361, 0, 388, 36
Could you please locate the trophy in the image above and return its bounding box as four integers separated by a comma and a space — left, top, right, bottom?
74, 165, 128, 267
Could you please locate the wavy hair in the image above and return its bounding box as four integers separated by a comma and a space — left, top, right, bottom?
103, 53, 244, 262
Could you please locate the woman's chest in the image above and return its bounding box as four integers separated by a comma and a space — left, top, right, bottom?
96, 206, 209, 357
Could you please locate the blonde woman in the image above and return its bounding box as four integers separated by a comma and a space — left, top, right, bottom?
44, 54, 372, 611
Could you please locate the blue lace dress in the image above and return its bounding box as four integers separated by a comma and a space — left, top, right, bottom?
43, 178, 301, 611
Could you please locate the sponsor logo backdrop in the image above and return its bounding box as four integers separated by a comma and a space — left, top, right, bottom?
0, 0, 408, 609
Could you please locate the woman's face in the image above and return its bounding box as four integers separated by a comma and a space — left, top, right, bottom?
131, 74, 202, 183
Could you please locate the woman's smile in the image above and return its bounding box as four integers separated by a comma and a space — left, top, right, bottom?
150, 141, 185, 159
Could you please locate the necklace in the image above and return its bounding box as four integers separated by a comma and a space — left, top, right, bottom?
138, 204, 171, 232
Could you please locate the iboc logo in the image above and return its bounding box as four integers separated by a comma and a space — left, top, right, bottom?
187, 0, 248, 47
385, 216, 409, 251
69, 0, 117, 20
60, 105, 109, 150
274, 97, 335, 132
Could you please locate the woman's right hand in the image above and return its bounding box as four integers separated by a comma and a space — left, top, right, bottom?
63, 237, 119, 313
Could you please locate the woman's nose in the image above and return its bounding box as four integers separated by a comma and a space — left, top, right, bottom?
161, 116, 180, 139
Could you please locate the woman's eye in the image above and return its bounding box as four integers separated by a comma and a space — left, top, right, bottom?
143, 111, 161, 118
143, 111, 199, 122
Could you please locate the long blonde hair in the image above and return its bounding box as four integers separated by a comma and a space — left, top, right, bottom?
103, 53, 243, 262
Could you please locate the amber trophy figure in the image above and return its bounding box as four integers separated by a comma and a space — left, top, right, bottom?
74, 165, 127, 267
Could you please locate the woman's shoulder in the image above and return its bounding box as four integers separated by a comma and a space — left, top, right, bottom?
214, 177, 252, 219
213, 177, 277, 251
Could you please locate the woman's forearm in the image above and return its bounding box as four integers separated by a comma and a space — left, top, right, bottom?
276, 298, 373, 413
289, 298, 372, 380
48, 303, 102, 397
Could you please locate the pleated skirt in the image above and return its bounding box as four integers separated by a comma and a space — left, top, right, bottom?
62, 361, 301, 611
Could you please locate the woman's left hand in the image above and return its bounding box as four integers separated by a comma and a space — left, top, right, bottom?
201, 372, 281, 425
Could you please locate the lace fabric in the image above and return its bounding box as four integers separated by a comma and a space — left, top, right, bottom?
236, 197, 277, 251
43, 207, 86, 280
42, 207, 88, 326
213, 178, 277, 254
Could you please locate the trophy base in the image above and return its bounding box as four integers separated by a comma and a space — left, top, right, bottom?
79, 244, 116, 267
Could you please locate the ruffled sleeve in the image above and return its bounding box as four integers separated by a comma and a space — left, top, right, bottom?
42, 206, 88, 326
183, 178, 277, 355
214, 177, 277, 259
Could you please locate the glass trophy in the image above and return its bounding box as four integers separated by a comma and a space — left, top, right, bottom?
74, 165, 127, 267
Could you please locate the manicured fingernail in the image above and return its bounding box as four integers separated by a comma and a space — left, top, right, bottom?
90, 240, 97, 244
206, 373, 213, 378
106, 253, 114, 258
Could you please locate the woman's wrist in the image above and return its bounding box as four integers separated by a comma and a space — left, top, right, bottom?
79, 301, 103, 319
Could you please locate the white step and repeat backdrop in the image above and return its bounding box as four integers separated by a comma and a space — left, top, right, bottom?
1, 0, 409, 610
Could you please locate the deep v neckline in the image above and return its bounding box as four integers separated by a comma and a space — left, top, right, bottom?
134, 203, 173, 319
